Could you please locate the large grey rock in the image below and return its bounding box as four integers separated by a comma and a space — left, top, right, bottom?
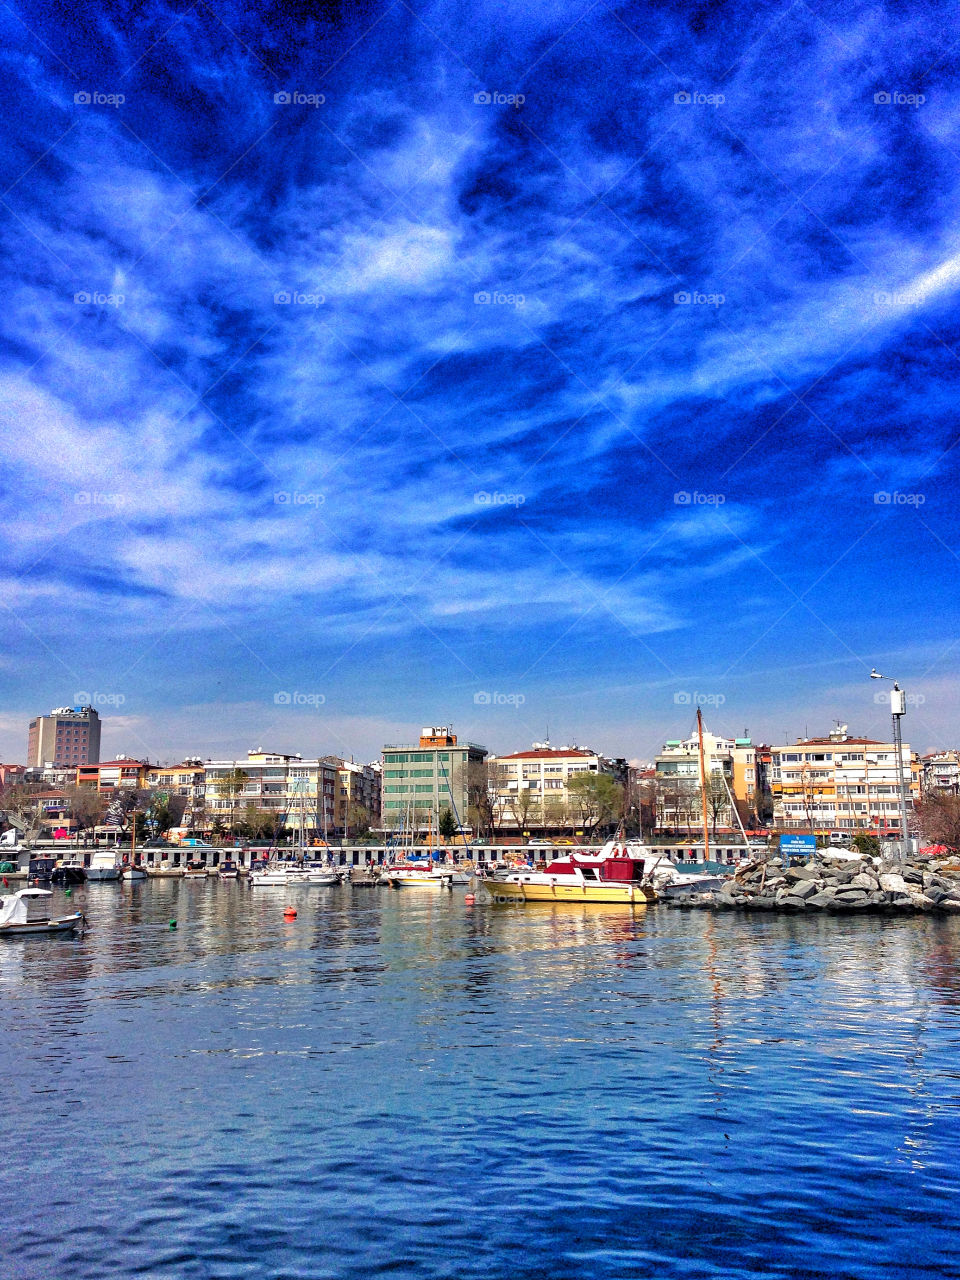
781, 895, 809, 910
939, 900, 960, 913
790, 879, 821, 900
807, 890, 837, 909
833, 887, 869, 902
785, 866, 820, 882
880, 872, 907, 894
852, 872, 879, 891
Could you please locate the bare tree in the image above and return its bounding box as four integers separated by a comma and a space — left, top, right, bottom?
0, 782, 46, 844
915, 792, 960, 854
63, 786, 106, 839
567, 773, 623, 836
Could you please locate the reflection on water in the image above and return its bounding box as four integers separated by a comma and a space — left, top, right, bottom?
3, 882, 960, 1279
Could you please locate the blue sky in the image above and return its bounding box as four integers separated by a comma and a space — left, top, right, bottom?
1, 0, 959, 766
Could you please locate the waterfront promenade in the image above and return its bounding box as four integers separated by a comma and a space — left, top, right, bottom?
2, 881, 960, 1279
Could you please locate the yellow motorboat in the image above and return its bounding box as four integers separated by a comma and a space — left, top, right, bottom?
485, 844, 657, 905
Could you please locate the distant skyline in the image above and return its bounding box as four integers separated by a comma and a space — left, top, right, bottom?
2, 1, 959, 766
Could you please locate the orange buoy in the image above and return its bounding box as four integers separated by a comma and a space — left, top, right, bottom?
283, 907, 297, 919
464, 893, 475, 904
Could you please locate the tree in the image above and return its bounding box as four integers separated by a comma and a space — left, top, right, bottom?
147, 793, 187, 838
63, 786, 106, 839
506, 785, 539, 835
852, 832, 882, 858
215, 769, 248, 833
567, 772, 623, 835
467, 760, 498, 837
347, 802, 372, 838
706, 773, 729, 837
915, 792, 960, 854
438, 806, 457, 839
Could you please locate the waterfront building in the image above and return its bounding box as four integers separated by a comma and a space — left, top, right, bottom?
921, 750, 960, 795
77, 757, 151, 792
321, 757, 382, 834
770, 724, 920, 836
381, 727, 486, 832
27, 704, 101, 768
202, 750, 337, 835
655, 728, 758, 833
487, 743, 625, 835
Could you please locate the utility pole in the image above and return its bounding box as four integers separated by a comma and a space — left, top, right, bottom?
870, 671, 912, 862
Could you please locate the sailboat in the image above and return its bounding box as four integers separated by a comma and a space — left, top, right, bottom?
383, 777, 471, 888
119, 810, 147, 881
652, 711, 746, 897
249, 784, 340, 886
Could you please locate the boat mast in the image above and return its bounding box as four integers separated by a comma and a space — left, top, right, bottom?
697, 709, 711, 864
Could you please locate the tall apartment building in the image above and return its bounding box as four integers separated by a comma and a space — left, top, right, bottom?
322, 757, 382, 834
203, 750, 338, 834
770, 724, 920, 836
381, 727, 486, 831
487, 743, 626, 833
27, 705, 101, 767
655, 729, 758, 832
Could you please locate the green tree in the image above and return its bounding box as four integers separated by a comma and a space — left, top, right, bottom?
567, 773, 623, 835
438, 806, 457, 839
347, 802, 372, 838
852, 831, 882, 858
215, 768, 248, 833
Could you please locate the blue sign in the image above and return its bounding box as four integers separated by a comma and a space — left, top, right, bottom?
779, 834, 817, 857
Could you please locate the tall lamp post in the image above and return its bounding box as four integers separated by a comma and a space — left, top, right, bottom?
870, 670, 911, 861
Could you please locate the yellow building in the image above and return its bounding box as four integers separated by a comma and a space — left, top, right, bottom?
771, 725, 920, 836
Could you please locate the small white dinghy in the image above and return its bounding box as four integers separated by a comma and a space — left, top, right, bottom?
0, 888, 83, 937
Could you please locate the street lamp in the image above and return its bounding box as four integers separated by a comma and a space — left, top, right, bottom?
870, 670, 911, 861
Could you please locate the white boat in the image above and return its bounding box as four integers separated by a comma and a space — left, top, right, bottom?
304, 864, 341, 885
183, 861, 211, 879
217, 859, 240, 881
86, 849, 122, 883
120, 862, 147, 881
384, 860, 470, 888
249, 862, 340, 886
0, 888, 83, 936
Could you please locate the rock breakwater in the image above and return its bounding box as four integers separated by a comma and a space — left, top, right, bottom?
667, 853, 960, 914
